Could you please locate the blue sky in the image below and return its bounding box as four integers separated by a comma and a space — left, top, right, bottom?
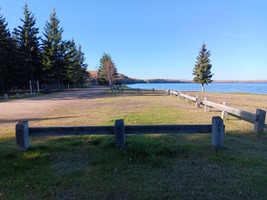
1, 0, 266, 80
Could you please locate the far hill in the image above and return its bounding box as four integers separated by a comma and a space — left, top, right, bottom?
87, 70, 191, 84
87, 70, 267, 84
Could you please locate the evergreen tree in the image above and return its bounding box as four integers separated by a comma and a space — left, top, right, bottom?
64, 40, 89, 87
13, 3, 42, 91
98, 53, 117, 86
0, 12, 14, 93
42, 8, 65, 90
192, 43, 213, 92
64, 39, 79, 86
76, 44, 89, 86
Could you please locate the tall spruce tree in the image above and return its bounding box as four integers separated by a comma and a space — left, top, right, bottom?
42, 8, 65, 90
64, 39, 79, 86
13, 3, 42, 91
0, 12, 14, 93
76, 44, 89, 86
193, 43, 213, 92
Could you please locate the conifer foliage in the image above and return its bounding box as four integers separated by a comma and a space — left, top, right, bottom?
193, 43, 213, 92
13, 3, 42, 92
0, 5, 90, 94
0, 12, 15, 93
42, 8, 65, 90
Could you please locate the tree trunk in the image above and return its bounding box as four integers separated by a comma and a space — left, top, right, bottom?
202, 84, 204, 93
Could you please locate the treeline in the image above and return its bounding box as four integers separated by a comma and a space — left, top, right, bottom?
0, 4, 89, 94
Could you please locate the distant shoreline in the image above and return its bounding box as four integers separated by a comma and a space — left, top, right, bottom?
126, 79, 267, 84
87, 70, 267, 84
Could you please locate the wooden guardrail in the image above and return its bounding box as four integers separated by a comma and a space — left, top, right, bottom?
165, 89, 266, 134
203, 99, 266, 134
112, 87, 155, 93
165, 90, 201, 108
16, 117, 224, 151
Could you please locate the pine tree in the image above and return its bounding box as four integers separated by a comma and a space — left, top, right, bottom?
42, 8, 65, 90
193, 43, 213, 92
0, 12, 14, 93
13, 3, 42, 91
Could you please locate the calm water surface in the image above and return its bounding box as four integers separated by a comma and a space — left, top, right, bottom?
126, 83, 267, 94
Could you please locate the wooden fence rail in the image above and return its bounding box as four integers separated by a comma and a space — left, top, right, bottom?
165, 90, 201, 108
165, 89, 266, 134
16, 117, 224, 151
111, 87, 155, 93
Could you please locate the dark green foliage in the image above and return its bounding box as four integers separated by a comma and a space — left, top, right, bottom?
193, 43, 213, 92
0, 6, 90, 93
0, 12, 17, 93
64, 40, 89, 87
13, 3, 42, 91
42, 8, 65, 90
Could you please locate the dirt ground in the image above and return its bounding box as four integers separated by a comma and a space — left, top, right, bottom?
0, 86, 109, 128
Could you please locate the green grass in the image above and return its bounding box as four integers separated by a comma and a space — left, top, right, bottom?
1, 91, 267, 199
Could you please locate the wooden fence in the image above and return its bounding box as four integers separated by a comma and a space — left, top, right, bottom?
111, 87, 155, 93
165, 90, 266, 134
16, 117, 224, 151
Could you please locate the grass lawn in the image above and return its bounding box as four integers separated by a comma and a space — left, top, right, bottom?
1, 90, 267, 199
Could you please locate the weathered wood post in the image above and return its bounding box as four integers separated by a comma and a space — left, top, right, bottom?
221, 102, 230, 120
4, 94, 8, 99
254, 109, 266, 134
204, 97, 210, 112
16, 121, 30, 151
152, 88, 155, 93
16, 93, 19, 98
211, 117, 224, 148
196, 96, 201, 108
115, 119, 125, 148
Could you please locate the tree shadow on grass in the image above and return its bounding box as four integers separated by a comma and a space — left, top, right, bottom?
1, 132, 267, 199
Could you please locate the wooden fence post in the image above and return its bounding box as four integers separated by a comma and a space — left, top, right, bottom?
16, 121, 30, 151
204, 97, 210, 112
254, 109, 266, 134
16, 93, 19, 98
115, 119, 125, 148
211, 117, 224, 148
221, 102, 230, 120
196, 96, 200, 108
4, 94, 8, 99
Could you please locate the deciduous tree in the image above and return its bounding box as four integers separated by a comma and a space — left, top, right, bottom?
98, 53, 117, 86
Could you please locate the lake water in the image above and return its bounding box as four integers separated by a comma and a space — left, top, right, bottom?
126, 82, 267, 94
